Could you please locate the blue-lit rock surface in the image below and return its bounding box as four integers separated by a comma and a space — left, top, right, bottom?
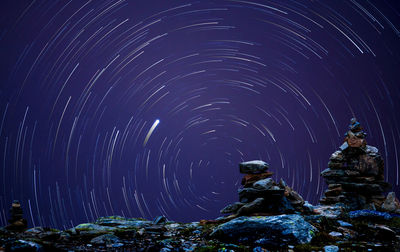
210, 214, 317, 245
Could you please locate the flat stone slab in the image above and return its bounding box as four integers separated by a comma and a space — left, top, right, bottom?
239, 160, 269, 174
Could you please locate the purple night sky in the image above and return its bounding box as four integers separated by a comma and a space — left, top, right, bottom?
0, 0, 399, 229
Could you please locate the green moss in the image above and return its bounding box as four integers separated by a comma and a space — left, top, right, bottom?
178, 226, 196, 236
386, 217, 400, 228
310, 231, 337, 246
294, 244, 322, 252
196, 246, 218, 252
75, 223, 93, 231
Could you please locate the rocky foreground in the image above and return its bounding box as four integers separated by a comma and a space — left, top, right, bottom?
1, 206, 400, 251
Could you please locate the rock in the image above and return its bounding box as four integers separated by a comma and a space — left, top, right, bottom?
337, 220, 352, 227
210, 214, 317, 245
74, 223, 116, 236
339, 142, 349, 151
313, 205, 344, 219
302, 201, 314, 213
325, 187, 343, 196
241, 172, 273, 187
220, 202, 245, 214
239, 160, 269, 174
253, 247, 267, 252
347, 134, 365, 147
320, 195, 345, 205
358, 153, 384, 177
337, 226, 358, 240
330, 151, 344, 162
237, 198, 265, 216
238, 187, 284, 203
381, 192, 400, 212
348, 210, 395, 220
90, 233, 120, 245
321, 168, 345, 177
328, 231, 343, 238
286, 189, 304, 206
25, 227, 45, 235
373, 224, 396, 239
5, 240, 43, 251
95, 216, 152, 228
153, 216, 167, 225
340, 182, 384, 193
324, 245, 339, 252
145, 225, 166, 234
279, 178, 287, 187
364, 202, 376, 211
253, 178, 275, 190
110, 243, 124, 248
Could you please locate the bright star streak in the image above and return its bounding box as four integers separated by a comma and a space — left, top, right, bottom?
143, 119, 160, 147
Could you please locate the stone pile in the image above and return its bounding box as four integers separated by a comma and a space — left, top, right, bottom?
220, 160, 308, 216
320, 118, 398, 212
6, 200, 27, 231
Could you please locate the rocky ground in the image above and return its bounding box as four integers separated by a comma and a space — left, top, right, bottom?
1, 205, 400, 251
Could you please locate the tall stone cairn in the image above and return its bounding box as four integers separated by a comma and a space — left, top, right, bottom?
320, 118, 394, 210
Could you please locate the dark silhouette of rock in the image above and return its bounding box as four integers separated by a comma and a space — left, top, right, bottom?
6, 200, 27, 231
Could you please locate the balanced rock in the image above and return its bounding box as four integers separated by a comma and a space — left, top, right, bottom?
6, 200, 27, 231
220, 160, 308, 216
239, 160, 269, 174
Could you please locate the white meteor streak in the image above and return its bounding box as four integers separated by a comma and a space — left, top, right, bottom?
143, 119, 160, 147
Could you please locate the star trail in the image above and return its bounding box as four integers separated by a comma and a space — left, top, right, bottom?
0, 0, 399, 229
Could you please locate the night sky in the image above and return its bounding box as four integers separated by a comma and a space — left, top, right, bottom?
1, 0, 400, 230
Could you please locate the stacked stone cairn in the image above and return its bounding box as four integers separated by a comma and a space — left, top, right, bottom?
6, 200, 28, 231
220, 160, 308, 216
320, 118, 399, 212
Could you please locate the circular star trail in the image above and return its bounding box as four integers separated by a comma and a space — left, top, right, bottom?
0, 0, 399, 229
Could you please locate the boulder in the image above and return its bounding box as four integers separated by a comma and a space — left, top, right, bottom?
381, 192, 400, 213
239, 160, 269, 174
210, 214, 317, 245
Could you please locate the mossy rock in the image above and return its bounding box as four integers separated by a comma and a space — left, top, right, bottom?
295, 244, 323, 252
